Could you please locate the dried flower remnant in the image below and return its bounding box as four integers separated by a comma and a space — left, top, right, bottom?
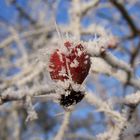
49, 41, 91, 107
108, 36, 118, 49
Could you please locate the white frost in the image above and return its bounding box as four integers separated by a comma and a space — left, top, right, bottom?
59, 67, 67, 76
77, 48, 82, 56
70, 59, 79, 68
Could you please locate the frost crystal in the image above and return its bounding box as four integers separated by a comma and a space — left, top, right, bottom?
70, 59, 79, 68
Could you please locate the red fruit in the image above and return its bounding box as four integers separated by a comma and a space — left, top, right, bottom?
49, 41, 90, 85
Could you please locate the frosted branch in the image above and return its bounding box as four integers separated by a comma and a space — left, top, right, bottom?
25, 95, 38, 122
81, 0, 100, 15
91, 57, 140, 89
66, 133, 96, 140
85, 92, 125, 123
0, 25, 52, 48
0, 85, 55, 105
54, 111, 71, 140
87, 41, 132, 72
85, 92, 126, 140
114, 91, 140, 107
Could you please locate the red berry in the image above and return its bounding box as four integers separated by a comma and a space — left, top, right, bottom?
49, 41, 91, 85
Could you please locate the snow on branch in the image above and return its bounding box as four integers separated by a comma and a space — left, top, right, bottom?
85, 92, 126, 140
24, 95, 38, 122
90, 57, 140, 89
85, 92, 125, 123
54, 111, 71, 140
86, 41, 132, 72
81, 0, 100, 15
0, 26, 52, 49
66, 133, 96, 140
114, 91, 140, 107
85, 91, 140, 140
124, 91, 140, 106
0, 85, 55, 105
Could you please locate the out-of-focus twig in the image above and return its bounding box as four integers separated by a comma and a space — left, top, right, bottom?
54, 111, 71, 140
0, 86, 55, 105
110, 0, 140, 36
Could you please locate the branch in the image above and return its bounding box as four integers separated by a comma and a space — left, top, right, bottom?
86, 41, 132, 72
54, 111, 71, 140
130, 40, 140, 67
110, 0, 139, 36
91, 57, 140, 89
85, 92, 126, 140
25, 95, 38, 122
0, 86, 55, 105
85, 92, 125, 123
81, 0, 100, 16
0, 25, 52, 48
115, 91, 140, 107
113, 91, 140, 140
66, 133, 96, 140
10, 0, 36, 24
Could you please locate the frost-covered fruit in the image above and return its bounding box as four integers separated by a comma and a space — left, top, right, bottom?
49, 41, 91, 84
49, 41, 90, 107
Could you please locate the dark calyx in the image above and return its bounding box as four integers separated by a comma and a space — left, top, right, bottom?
60, 89, 85, 107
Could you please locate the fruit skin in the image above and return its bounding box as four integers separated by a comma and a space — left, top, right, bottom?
49, 41, 91, 85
